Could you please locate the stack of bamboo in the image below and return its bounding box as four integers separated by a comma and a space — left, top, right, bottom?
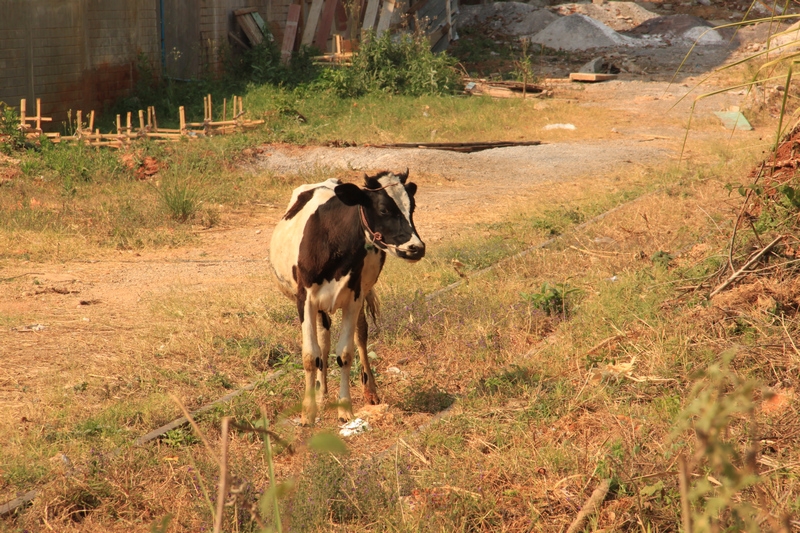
15, 96, 265, 149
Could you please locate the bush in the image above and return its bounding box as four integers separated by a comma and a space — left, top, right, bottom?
318, 32, 460, 97
0, 101, 25, 154
228, 41, 319, 87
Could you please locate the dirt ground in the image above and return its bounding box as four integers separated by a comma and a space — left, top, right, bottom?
0, 14, 769, 510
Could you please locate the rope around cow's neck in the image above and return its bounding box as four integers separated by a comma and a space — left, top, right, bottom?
359, 204, 400, 252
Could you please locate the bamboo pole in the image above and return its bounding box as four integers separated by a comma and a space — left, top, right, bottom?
77, 110, 83, 134
88, 110, 95, 132
222, 98, 227, 121
179, 106, 186, 133
138, 110, 145, 132
116, 115, 121, 134
126, 112, 132, 134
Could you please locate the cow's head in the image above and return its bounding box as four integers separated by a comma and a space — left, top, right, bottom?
334, 170, 426, 262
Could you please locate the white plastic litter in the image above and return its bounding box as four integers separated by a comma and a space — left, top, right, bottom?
339, 418, 370, 437
544, 123, 576, 130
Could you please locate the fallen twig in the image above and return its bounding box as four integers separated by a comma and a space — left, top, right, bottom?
213, 417, 231, 533
709, 235, 783, 298
565, 478, 611, 533
678, 454, 693, 533
729, 162, 765, 274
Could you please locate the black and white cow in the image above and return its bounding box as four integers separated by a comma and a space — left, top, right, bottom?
269, 170, 425, 425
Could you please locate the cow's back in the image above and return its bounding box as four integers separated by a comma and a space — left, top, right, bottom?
269, 179, 339, 299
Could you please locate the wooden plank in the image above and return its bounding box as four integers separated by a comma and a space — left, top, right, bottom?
282, 4, 302, 62
252, 12, 269, 36
375, 0, 396, 37
314, 0, 339, 50
228, 30, 251, 49
568, 72, 618, 82
237, 13, 264, 46
335, 0, 348, 31
301, 0, 325, 45
407, 0, 428, 13
233, 7, 259, 15
361, 0, 380, 32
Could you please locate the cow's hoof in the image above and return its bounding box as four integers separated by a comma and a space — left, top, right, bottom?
337, 398, 354, 422
364, 390, 380, 405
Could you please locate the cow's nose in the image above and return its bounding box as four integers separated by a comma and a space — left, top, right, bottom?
408, 243, 425, 257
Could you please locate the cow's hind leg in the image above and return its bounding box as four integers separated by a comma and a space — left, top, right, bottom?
316, 311, 331, 410
356, 302, 380, 405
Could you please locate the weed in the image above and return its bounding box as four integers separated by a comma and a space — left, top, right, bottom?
522, 281, 580, 317
158, 178, 199, 222
162, 426, 200, 448
673, 350, 766, 532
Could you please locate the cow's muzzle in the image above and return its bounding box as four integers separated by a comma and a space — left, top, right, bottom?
397, 242, 425, 262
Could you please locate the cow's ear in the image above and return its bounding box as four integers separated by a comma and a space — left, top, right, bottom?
405, 182, 417, 197
398, 168, 409, 183
335, 183, 369, 206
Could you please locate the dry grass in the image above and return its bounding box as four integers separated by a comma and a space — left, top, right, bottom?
3, 106, 799, 532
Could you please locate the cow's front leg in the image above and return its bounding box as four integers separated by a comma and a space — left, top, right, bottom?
355, 302, 380, 405
335, 302, 360, 422
315, 311, 331, 410
299, 292, 321, 426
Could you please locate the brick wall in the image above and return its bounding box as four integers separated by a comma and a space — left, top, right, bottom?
0, 0, 159, 129
0, 0, 287, 129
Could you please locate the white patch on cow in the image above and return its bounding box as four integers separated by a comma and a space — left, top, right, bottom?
378, 174, 412, 223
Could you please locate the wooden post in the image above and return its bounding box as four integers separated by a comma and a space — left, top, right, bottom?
282, 3, 302, 63
445, 0, 452, 41
88, 110, 95, 133
138, 110, 145, 132
302, 0, 325, 46
116, 115, 121, 135
208, 94, 212, 121
376, 0, 396, 37
222, 98, 227, 121
19, 99, 26, 130
36, 99, 42, 132
152, 108, 158, 131
179, 106, 186, 134
126, 112, 132, 134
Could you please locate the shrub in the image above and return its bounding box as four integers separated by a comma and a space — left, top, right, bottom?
318, 32, 460, 97
0, 101, 25, 154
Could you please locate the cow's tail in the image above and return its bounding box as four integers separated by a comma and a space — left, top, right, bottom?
365, 289, 380, 325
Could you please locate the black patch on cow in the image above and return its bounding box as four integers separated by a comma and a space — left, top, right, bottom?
319, 311, 331, 330
336, 355, 343, 367
296, 196, 374, 300
292, 265, 297, 283
315, 356, 322, 370
296, 285, 306, 323
283, 189, 315, 220
315, 380, 321, 390
362, 372, 368, 385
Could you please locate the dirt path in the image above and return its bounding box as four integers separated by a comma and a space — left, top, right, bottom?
0, 77, 754, 432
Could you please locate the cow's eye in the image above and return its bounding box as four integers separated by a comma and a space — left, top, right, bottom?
379, 208, 390, 216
